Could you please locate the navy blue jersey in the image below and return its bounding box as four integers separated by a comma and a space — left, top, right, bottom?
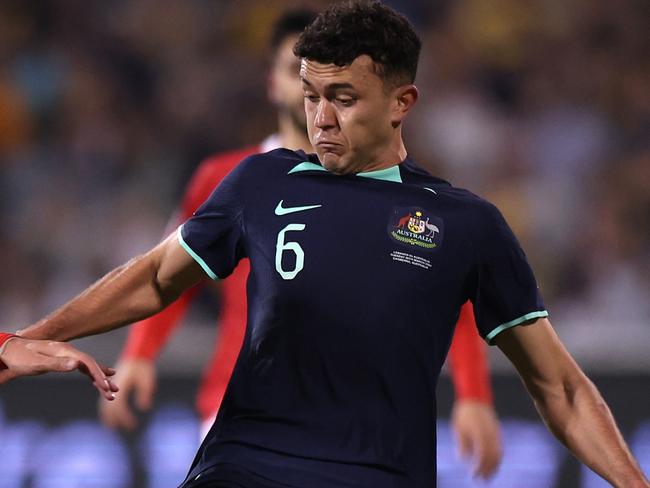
178, 149, 547, 487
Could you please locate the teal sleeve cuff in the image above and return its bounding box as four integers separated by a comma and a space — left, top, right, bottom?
177, 226, 219, 280
485, 310, 549, 345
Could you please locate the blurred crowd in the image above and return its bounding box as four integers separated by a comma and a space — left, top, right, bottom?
0, 0, 648, 369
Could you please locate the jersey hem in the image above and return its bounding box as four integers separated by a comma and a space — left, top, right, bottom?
485, 310, 548, 345
177, 226, 219, 280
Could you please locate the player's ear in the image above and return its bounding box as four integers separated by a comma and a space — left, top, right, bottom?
391, 84, 418, 127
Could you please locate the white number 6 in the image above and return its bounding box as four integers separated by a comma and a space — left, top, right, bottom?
275, 224, 306, 280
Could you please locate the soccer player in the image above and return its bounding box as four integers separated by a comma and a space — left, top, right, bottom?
98, 7, 501, 478
1, 2, 648, 487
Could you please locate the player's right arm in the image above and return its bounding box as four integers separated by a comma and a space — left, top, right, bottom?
99, 152, 246, 429
21, 232, 203, 341
0, 232, 206, 390
99, 223, 201, 429
1, 152, 250, 400
115, 157, 233, 364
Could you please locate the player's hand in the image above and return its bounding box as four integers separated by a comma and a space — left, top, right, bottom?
0, 337, 118, 401
451, 399, 502, 479
98, 358, 156, 431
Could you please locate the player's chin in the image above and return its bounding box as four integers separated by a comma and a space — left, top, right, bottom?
318, 150, 350, 175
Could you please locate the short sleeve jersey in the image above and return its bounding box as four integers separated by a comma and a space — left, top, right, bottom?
179, 149, 547, 488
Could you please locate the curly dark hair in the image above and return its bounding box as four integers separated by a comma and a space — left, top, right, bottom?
293, 0, 421, 87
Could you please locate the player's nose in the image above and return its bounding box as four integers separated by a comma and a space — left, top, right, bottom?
315, 100, 337, 130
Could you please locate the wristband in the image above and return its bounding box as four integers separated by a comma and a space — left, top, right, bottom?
0, 333, 18, 370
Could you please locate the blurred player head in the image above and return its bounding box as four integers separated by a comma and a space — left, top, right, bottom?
268, 9, 317, 135
294, 0, 421, 174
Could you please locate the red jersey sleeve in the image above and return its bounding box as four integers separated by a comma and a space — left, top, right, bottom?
0, 332, 17, 370
448, 301, 494, 404
121, 146, 258, 361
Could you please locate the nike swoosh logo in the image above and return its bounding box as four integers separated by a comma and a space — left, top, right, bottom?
274, 200, 322, 216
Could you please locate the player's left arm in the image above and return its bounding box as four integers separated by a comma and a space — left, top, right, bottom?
496, 317, 649, 488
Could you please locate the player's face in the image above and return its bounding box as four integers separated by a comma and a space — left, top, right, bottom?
300, 55, 405, 174
269, 34, 307, 131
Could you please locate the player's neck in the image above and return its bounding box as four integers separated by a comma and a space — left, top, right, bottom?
278, 115, 313, 153
356, 135, 408, 173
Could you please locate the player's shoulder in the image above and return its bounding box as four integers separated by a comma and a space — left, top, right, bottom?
401, 158, 501, 218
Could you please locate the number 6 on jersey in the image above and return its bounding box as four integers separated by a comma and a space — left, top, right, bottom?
275, 224, 306, 280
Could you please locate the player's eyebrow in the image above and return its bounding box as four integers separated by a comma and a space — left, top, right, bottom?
300, 78, 357, 91
326, 82, 356, 91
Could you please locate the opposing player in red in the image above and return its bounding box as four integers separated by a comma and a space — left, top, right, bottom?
97, 9, 502, 479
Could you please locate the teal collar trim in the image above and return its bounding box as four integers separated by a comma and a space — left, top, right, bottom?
357, 165, 402, 183
288, 161, 328, 174
288, 161, 402, 183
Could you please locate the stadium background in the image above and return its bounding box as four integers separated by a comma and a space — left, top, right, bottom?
0, 0, 647, 486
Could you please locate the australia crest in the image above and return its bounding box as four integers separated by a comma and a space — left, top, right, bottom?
388, 207, 444, 251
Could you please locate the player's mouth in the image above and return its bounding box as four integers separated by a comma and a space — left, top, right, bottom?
316, 141, 343, 151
